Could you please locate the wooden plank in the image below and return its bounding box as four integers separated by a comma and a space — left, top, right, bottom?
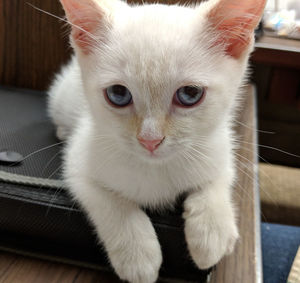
73, 269, 120, 283
252, 36, 300, 69
255, 35, 300, 53
0, 0, 70, 91
0, 0, 203, 91
0, 252, 17, 280
209, 85, 261, 283
0, 252, 120, 283
0, 255, 79, 283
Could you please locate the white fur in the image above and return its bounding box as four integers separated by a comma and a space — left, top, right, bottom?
48, 0, 261, 282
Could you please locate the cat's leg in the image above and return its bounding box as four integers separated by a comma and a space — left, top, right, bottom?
70, 179, 162, 283
183, 173, 238, 269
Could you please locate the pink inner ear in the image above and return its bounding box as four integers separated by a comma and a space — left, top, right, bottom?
60, 0, 103, 54
208, 0, 266, 58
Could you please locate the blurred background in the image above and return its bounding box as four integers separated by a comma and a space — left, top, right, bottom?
264, 0, 300, 39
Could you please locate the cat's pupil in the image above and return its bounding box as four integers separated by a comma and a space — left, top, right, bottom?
184, 86, 199, 97
105, 85, 132, 107
176, 86, 204, 106
112, 85, 125, 96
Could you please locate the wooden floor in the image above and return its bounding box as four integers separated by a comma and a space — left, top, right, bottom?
0, 251, 120, 283
0, 251, 185, 283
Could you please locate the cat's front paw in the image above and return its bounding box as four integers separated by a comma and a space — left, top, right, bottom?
108, 236, 162, 283
184, 209, 238, 269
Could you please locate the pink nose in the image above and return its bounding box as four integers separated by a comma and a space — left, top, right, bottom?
138, 137, 164, 152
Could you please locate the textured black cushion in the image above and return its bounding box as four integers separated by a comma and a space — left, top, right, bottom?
0, 86, 210, 281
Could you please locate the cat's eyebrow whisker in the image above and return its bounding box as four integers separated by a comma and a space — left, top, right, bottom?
26, 3, 99, 43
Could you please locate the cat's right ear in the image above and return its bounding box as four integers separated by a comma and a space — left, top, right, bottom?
206, 0, 266, 59
60, 0, 123, 54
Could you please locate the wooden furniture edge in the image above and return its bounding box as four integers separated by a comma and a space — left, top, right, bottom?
253, 36, 300, 69
253, 85, 263, 283
209, 84, 262, 283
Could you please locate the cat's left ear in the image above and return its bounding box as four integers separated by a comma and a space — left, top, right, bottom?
207, 0, 266, 58
60, 0, 124, 54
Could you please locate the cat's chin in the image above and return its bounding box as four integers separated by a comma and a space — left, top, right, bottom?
136, 148, 177, 163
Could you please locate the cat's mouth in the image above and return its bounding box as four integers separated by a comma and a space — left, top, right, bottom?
141, 150, 167, 161
136, 138, 180, 162
140, 145, 164, 160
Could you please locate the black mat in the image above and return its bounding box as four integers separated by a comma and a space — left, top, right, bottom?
0, 87, 63, 182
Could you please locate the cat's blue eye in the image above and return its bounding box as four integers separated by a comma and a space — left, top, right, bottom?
174, 86, 205, 107
105, 85, 132, 107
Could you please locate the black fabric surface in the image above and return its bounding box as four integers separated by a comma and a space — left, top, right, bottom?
0, 86, 210, 281
0, 87, 63, 179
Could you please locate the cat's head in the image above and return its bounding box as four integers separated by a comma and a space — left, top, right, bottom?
60, 0, 265, 162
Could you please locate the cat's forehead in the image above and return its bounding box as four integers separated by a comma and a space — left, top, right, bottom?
103, 4, 212, 85
113, 4, 201, 43
92, 3, 218, 111
124, 4, 197, 28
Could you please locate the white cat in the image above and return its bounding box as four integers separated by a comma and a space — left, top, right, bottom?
48, 0, 266, 282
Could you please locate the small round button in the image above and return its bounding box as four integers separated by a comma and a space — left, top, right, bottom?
0, 150, 23, 165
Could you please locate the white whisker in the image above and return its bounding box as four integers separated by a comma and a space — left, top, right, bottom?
240, 141, 300, 159
20, 141, 65, 163
26, 3, 98, 42
233, 119, 275, 134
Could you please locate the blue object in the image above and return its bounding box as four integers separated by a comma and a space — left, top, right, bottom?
262, 223, 300, 283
